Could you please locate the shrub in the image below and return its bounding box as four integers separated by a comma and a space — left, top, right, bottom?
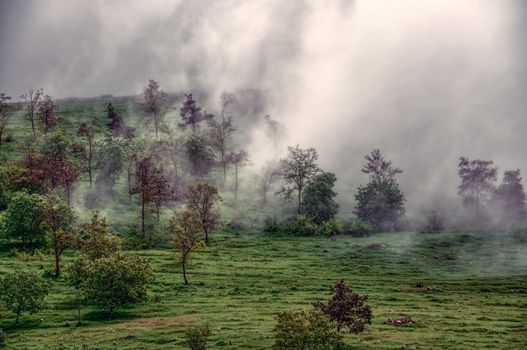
285, 215, 318, 236
317, 219, 342, 236
263, 215, 280, 233
346, 220, 375, 237
419, 210, 444, 234
273, 309, 342, 350
225, 217, 246, 234
186, 324, 210, 350
0, 328, 5, 345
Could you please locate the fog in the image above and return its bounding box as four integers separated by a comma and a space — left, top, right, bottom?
1, 0, 526, 217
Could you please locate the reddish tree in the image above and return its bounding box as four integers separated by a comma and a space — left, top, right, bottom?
185, 183, 221, 244
38, 95, 57, 134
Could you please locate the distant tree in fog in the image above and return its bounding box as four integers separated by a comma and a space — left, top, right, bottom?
278, 145, 320, 214
107, 102, 134, 139
185, 134, 215, 181
20, 88, 43, 139
180, 94, 213, 133
208, 92, 238, 183
458, 157, 497, 221
227, 150, 250, 201
38, 94, 57, 134
143, 79, 167, 139
492, 169, 526, 224
95, 134, 129, 193
73, 119, 97, 187
0, 93, 15, 146
264, 114, 287, 158
185, 182, 221, 244
362, 149, 402, 182
302, 171, 339, 225
256, 161, 279, 207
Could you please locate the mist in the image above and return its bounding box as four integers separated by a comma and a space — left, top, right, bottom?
1, 0, 526, 218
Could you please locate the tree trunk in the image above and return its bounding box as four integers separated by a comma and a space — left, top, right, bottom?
88, 145, 93, 188
16, 310, 20, 324
0, 129, 3, 146
141, 196, 145, 238
182, 258, 188, 285
204, 228, 209, 244
234, 167, 238, 201
54, 248, 61, 277
66, 187, 71, 206
297, 187, 302, 214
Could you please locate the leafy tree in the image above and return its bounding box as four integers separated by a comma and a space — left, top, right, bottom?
362, 149, 402, 182
313, 280, 372, 334
95, 134, 129, 193
74, 120, 97, 187
354, 180, 405, 230
186, 324, 211, 350
130, 155, 171, 237
66, 257, 89, 326
208, 93, 238, 182
302, 172, 339, 225
78, 211, 121, 259
0, 93, 15, 146
278, 145, 320, 213
255, 161, 279, 207
106, 102, 134, 139
493, 169, 527, 224
80, 253, 154, 313
273, 309, 342, 350
179, 94, 213, 133
0, 270, 50, 324
143, 79, 167, 139
20, 88, 43, 139
458, 157, 497, 221
185, 135, 216, 181
0, 192, 48, 246
227, 150, 250, 201
170, 210, 205, 285
38, 94, 57, 134
185, 183, 221, 244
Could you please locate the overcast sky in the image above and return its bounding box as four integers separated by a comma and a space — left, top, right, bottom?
1, 0, 526, 215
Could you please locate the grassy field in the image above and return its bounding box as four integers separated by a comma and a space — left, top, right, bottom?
0, 230, 526, 349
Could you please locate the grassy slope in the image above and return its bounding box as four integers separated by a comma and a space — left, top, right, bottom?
0, 230, 526, 349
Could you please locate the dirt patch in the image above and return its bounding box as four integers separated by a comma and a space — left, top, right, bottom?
386, 316, 415, 326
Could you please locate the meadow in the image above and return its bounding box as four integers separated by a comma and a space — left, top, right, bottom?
0, 229, 525, 349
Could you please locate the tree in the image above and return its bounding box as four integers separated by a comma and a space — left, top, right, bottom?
227, 150, 250, 201
186, 325, 211, 350
302, 172, 339, 225
458, 157, 498, 221
143, 79, 167, 139
75, 120, 97, 187
278, 145, 320, 213
80, 253, 154, 313
354, 180, 405, 230
129, 155, 171, 237
255, 161, 279, 207
264, 115, 287, 158
38, 94, 57, 134
0, 270, 50, 324
106, 102, 134, 139
0, 93, 15, 146
0, 192, 48, 246
185, 183, 221, 244
20, 88, 43, 139
170, 210, 205, 285
273, 309, 342, 350
78, 211, 121, 259
313, 280, 372, 334
179, 94, 213, 133
66, 257, 89, 326
208, 93, 238, 182
40, 197, 75, 277
362, 149, 402, 182
185, 135, 216, 181
493, 169, 527, 224
95, 134, 129, 193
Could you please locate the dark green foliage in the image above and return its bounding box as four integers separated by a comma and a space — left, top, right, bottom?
313, 280, 372, 334
458, 157, 497, 221
345, 220, 375, 237
354, 180, 405, 231
0, 328, 5, 345
185, 135, 215, 180
186, 324, 210, 350
263, 215, 280, 233
317, 219, 342, 237
180, 94, 213, 133
0, 270, 50, 324
302, 172, 339, 225
272, 309, 342, 350
419, 210, 444, 234
95, 134, 129, 193
285, 215, 318, 236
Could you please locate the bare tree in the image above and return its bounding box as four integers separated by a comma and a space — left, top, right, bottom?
143, 79, 167, 139
75, 119, 97, 187
255, 161, 279, 206
278, 145, 320, 213
20, 88, 42, 139
0, 93, 15, 146
38, 94, 57, 134
227, 150, 250, 201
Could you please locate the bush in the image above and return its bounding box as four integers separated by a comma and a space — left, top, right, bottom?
224, 218, 246, 234
317, 219, 342, 236
273, 309, 342, 350
0, 328, 5, 345
186, 324, 210, 350
419, 210, 444, 234
263, 216, 280, 233
285, 215, 318, 236
346, 220, 375, 237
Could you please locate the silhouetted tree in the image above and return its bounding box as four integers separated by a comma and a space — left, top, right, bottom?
106, 102, 134, 139
20, 88, 42, 139
95, 134, 129, 193
75, 120, 97, 187
38, 94, 57, 134
458, 157, 497, 221
264, 114, 287, 158
302, 171, 339, 225
313, 280, 372, 334
185, 135, 215, 181
227, 150, 250, 201
0, 93, 15, 146
179, 94, 213, 133
255, 161, 279, 207
185, 183, 221, 244
278, 145, 320, 213
493, 169, 526, 224
143, 79, 166, 139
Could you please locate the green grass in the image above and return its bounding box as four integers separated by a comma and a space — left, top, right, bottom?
0, 230, 526, 349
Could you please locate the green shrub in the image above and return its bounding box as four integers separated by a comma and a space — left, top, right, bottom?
419, 210, 444, 234
0, 328, 5, 345
285, 215, 318, 236
346, 220, 375, 236
317, 219, 342, 236
263, 216, 280, 233
186, 324, 210, 350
